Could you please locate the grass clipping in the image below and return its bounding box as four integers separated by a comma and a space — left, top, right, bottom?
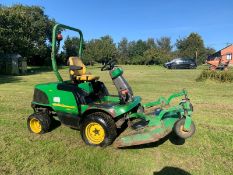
197, 70, 233, 82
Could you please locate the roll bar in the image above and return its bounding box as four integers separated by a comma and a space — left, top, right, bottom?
51, 24, 84, 82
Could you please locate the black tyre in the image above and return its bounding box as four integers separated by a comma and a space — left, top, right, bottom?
171, 65, 176, 69
27, 113, 51, 134
81, 112, 117, 147
189, 65, 196, 69
174, 118, 195, 139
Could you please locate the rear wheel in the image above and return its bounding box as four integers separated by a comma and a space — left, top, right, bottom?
174, 118, 195, 139
81, 112, 117, 147
189, 65, 196, 69
27, 113, 51, 134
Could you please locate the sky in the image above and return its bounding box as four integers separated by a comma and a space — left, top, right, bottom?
2, 0, 233, 50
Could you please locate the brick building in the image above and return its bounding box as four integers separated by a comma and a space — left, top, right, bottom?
207, 44, 233, 65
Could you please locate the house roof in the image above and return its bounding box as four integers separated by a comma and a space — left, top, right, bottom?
216, 44, 233, 53
208, 44, 233, 58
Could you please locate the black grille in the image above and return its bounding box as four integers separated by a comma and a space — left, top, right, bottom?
33, 89, 49, 104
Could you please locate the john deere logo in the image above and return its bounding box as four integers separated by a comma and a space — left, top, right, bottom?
53, 97, 60, 103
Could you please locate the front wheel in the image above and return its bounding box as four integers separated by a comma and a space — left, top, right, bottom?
174, 118, 195, 139
171, 65, 176, 69
81, 112, 117, 147
27, 113, 51, 134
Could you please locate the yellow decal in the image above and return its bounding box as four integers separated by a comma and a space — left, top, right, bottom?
52, 103, 75, 109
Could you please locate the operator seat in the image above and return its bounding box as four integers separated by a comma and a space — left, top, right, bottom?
68, 57, 99, 81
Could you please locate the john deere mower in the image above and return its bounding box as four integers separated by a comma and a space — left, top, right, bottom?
27, 24, 195, 147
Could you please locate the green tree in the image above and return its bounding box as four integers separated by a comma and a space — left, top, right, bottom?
0, 5, 55, 65
128, 39, 147, 57
83, 39, 99, 65
127, 40, 148, 64
156, 37, 173, 62
176, 33, 206, 64
205, 47, 216, 58
157, 37, 172, 53
130, 55, 144, 65
63, 36, 80, 58
146, 38, 157, 49
84, 35, 117, 64
143, 48, 159, 65
118, 37, 129, 64
143, 48, 169, 65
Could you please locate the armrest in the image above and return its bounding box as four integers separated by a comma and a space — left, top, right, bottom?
70, 65, 83, 71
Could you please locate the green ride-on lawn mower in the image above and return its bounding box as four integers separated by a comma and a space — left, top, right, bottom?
27, 24, 195, 148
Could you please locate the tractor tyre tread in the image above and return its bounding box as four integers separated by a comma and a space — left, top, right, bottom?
27, 112, 51, 134
81, 112, 117, 147
174, 118, 195, 139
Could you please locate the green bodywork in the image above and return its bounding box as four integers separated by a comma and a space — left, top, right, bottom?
32, 81, 142, 117
111, 68, 123, 78
33, 82, 84, 115
31, 23, 194, 147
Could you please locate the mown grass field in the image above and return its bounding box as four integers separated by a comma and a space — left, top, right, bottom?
0, 65, 233, 175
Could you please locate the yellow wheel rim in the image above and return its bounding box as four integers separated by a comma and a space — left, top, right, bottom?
180, 125, 188, 133
30, 118, 42, 133
85, 122, 105, 144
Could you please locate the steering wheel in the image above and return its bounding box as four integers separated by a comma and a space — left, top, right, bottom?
101, 59, 116, 71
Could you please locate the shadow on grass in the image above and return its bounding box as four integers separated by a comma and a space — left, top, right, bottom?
153, 166, 191, 175
27, 66, 53, 75
0, 75, 22, 84
27, 66, 69, 75
118, 132, 185, 149
0, 66, 62, 84
49, 118, 61, 132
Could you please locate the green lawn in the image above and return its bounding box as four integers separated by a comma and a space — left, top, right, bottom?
0, 65, 233, 175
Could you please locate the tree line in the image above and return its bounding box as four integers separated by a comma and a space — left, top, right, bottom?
0, 5, 216, 66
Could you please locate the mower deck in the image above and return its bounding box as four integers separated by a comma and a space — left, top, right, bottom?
114, 111, 179, 147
